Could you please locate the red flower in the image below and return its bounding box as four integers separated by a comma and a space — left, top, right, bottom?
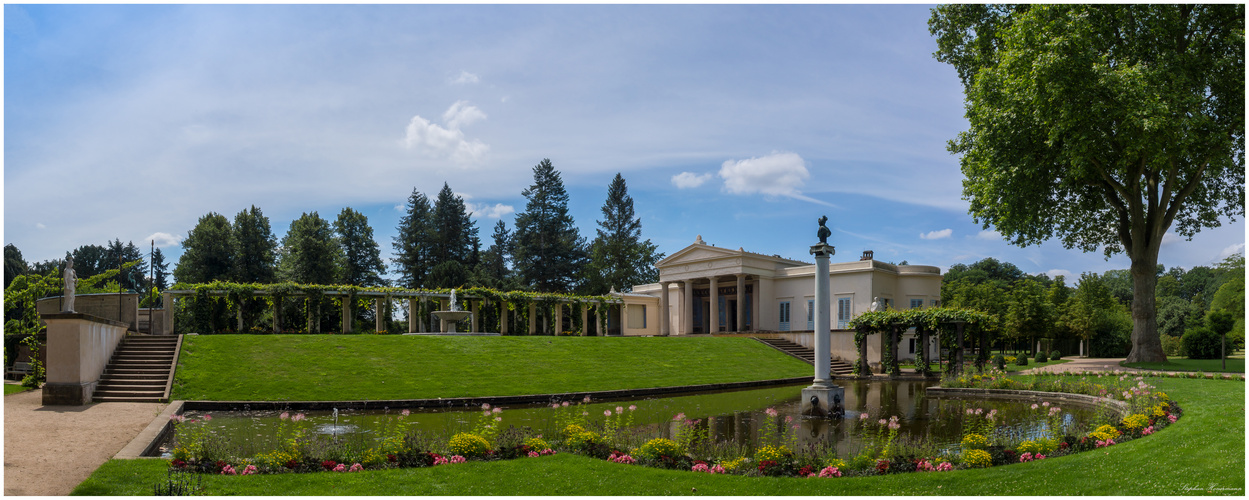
285, 459, 299, 469
387, 454, 397, 463
798, 465, 815, 476
170, 459, 187, 469
322, 460, 337, 471
875, 460, 890, 474
215, 460, 229, 473
1060, 442, 1070, 450
758, 460, 779, 471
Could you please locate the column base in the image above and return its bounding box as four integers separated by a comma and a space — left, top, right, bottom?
801, 385, 845, 418
43, 381, 96, 406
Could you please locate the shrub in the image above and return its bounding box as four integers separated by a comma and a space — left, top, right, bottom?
961, 433, 989, 450
1121, 414, 1150, 432
1049, 350, 1062, 360
1181, 326, 1222, 359
1160, 335, 1183, 356
1003, 355, 1016, 365
961, 449, 992, 468
1087, 425, 1121, 441
447, 433, 490, 458
634, 438, 683, 462
1014, 354, 1029, 366
1034, 351, 1048, 363
754, 444, 790, 463
522, 437, 550, 452
992, 355, 1006, 370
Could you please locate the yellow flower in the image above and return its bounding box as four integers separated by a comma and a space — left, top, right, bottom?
755, 445, 791, 463
1121, 414, 1150, 431
961, 433, 989, 450
448, 432, 491, 457
962, 449, 992, 468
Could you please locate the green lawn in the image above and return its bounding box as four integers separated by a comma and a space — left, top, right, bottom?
1122, 357, 1245, 373
74, 376, 1244, 495
172, 335, 812, 401
899, 358, 1070, 373
4, 383, 30, 396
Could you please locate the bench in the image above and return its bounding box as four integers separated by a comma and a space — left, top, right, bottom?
5, 362, 32, 380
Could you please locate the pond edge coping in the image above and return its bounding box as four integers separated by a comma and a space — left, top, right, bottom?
115, 375, 816, 459
925, 387, 1132, 417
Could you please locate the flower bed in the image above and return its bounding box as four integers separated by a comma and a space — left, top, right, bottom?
164, 373, 1185, 482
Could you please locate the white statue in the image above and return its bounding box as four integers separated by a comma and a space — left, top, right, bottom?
869, 296, 880, 313
62, 256, 78, 313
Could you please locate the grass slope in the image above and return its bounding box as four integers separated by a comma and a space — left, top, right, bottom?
1123, 357, 1245, 373
75, 377, 1244, 496
4, 384, 30, 396
172, 335, 812, 401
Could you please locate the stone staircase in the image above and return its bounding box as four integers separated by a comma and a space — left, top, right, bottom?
94, 335, 181, 403
754, 337, 854, 376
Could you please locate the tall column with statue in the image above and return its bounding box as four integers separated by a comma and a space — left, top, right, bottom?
801, 216, 845, 418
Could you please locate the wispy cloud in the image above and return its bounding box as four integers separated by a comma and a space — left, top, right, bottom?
1217, 242, 1245, 260
920, 229, 952, 240
1041, 269, 1074, 280
145, 232, 184, 247
671, 172, 712, 189
975, 230, 1001, 241
449, 70, 479, 85
401, 101, 489, 165
35, 222, 46, 230
719, 152, 832, 206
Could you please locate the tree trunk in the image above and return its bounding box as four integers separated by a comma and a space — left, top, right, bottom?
1125, 247, 1167, 363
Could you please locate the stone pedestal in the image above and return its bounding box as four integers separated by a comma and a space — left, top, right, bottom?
42, 313, 129, 406
800, 385, 846, 418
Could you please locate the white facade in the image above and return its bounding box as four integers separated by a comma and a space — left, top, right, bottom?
629, 236, 943, 364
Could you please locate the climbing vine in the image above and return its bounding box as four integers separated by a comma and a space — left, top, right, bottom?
849, 308, 991, 378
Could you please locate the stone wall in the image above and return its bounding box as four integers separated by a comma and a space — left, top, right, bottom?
37, 293, 140, 332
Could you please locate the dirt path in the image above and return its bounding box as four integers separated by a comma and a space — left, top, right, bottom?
4, 388, 166, 496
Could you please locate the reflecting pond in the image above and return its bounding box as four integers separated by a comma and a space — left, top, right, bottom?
158, 381, 1106, 459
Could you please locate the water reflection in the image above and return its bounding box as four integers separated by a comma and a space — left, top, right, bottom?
164, 381, 1098, 458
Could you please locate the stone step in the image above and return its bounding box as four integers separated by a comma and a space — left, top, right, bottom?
92, 396, 165, 403
93, 389, 165, 398
104, 367, 169, 374
98, 377, 166, 385
109, 358, 173, 364
96, 383, 167, 392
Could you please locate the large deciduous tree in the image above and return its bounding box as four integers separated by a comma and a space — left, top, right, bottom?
231, 205, 278, 284
174, 212, 234, 284
583, 173, 662, 294
335, 207, 388, 287
931, 4, 1245, 362
4, 244, 28, 289
512, 159, 587, 293
279, 212, 342, 285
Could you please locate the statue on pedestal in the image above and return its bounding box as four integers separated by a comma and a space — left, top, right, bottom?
870, 296, 880, 312
62, 256, 78, 313
817, 216, 831, 244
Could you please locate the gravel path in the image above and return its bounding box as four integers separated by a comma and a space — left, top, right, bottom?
4, 388, 166, 496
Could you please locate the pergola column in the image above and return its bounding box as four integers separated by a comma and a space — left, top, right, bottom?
408, 298, 418, 334
500, 302, 509, 334
554, 303, 563, 335
709, 276, 719, 333
735, 274, 746, 332
471, 300, 480, 333
236, 303, 244, 332
272, 296, 281, 334
595, 304, 603, 336
580, 304, 589, 336
375, 298, 385, 333
418, 297, 428, 333
528, 302, 537, 335
659, 281, 671, 336
341, 298, 352, 334
683, 280, 695, 335
163, 293, 175, 334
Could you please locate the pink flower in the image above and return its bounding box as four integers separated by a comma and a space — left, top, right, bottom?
878, 419, 887, 425
483, 411, 491, 417
279, 412, 289, 420
1142, 426, 1155, 435
710, 464, 726, 474
888, 421, 901, 431
765, 408, 779, 418
349, 463, 363, 472
333, 464, 346, 472
974, 408, 983, 415
674, 413, 686, 421
1168, 415, 1177, 423
220, 464, 237, 475
551, 403, 560, 409
1035, 454, 1046, 460
241, 464, 258, 475
916, 460, 934, 472
692, 463, 709, 473
292, 413, 306, 422
433, 456, 449, 466
450, 455, 466, 464
1042, 401, 1050, 407
482, 403, 491, 410
1019, 452, 1033, 462
628, 405, 637, 411
965, 408, 975, 415
401, 409, 410, 417
203, 414, 213, 421
582, 396, 591, 403
493, 407, 502, 414
1031, 404, 1039, 410
605, 410, 612, 417
616, 406, 624, 414
170, 415, 185, 423
807, 473, 817, 478
529, 451, 540, 458
818, 466, 842, 478
494, 416, 502, 422
562, 401, 570, 407
859, 413, 869, 421
541, 449, 555, 456
785, 415, 794, 423
935, 462, 953, 472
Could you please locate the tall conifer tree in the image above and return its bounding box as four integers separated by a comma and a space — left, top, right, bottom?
335, 207, 388, 287
512, 159, 587, 292
392, 189, 434, 289
584, 173, 662, 294
278, 212, 341, 285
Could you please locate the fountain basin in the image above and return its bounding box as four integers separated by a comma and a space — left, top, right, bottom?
431, 311, 472, 333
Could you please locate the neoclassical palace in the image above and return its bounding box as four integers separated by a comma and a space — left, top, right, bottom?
615, 235, 943, 356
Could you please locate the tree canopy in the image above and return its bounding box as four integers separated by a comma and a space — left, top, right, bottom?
512, 159, 588, 292
583, 173, 662, 294
174, 212, 234, 284
335, 207, 387, 287
930, 4, 1245, 362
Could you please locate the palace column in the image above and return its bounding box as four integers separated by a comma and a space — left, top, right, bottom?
683, 280, 695, 335
659, 281, 671, 336
709, 277, 719, 333
735, 274, 746, 333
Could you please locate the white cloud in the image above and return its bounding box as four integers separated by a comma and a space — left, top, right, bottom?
1041, 269, 1075, 280
718, 152, 831, 206
920, 229, 953, 240
975, 230, 1001, 241
671, 172, 712, 189
1217, 242, 1246, 260
442, 100, 486, 130
401, 101, 489, 165
394, 204, 405, 212
449, 70, 479, 85
35, 222, 46, 229
466, 202, 515, 219
146, 232, 184, 247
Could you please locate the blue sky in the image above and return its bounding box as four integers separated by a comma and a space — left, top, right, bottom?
5, 4, 1244, 283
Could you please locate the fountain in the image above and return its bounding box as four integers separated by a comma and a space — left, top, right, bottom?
431, 289, 472, 333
